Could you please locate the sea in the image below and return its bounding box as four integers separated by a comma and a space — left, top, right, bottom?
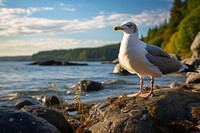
0, 61, 186, 106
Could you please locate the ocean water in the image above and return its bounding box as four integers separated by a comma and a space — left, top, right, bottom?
0, 61, 186, 105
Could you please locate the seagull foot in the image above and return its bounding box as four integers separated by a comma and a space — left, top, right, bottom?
127, 92, 142, 97
139, 92, 154, 98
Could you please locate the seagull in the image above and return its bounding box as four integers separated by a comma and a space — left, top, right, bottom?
114, 22, 197, 98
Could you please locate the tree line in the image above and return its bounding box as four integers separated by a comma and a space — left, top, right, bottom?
32, 44, 120, 61
141, 0, 200, 57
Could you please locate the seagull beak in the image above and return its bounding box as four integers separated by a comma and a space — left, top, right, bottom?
114, 26, 123, 31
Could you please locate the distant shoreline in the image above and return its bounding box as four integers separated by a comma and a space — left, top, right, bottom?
0, 56, 32, 61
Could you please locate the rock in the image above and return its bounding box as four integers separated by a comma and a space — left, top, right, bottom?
70, 80, 104, 91
186, 69, 200, 84
191, 32, 200, 59
87, 88, 200, 133
0, 107, 60, 133
15, 98, 39, 109
113, 63, 130, 75
183, 57, 200, 66
29, 60, 62, 66
42, 95, 60, 107
169, 82, 180, 88
28, 60, 88, 66
183, 32, 200, 65
63, 61, 88, 66
21, 106, 74, 133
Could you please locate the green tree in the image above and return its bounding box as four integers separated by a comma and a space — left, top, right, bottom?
174, 5, 200, 56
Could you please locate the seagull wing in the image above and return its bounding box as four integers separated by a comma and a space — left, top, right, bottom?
144, 44, 183, 74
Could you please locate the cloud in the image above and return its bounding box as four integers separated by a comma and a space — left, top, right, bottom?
107, 10, 170, 26
0, 39, 117, 56
0, 7, 169, 36
58, 3, 76, 12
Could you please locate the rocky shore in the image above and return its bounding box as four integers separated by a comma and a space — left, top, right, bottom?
1, 85, 200, 133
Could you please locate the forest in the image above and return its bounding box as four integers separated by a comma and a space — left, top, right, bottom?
31, 44, 120, 61
141, 0, 200, 57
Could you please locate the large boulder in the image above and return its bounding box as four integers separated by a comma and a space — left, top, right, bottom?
0, 107, 60, 133
69, 80, 104, 91
184, 32, 200, 85
87, 88, 200, 133
184, 32, 200, 65
21, 106, 74, 133
191, 32, 200, 59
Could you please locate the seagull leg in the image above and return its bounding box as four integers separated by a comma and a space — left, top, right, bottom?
127, 78, 144, 97
140, 77, 154, 98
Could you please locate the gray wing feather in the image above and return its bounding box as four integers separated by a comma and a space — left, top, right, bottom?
145, 45, 182, 74
145, 44, 171, 58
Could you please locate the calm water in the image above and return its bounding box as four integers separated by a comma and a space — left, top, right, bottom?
0, 61, 186, 105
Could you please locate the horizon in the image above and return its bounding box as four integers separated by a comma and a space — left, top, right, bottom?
0, 0, 172, 56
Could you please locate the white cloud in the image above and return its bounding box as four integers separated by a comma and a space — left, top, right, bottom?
0, 39, 117, 56
107, 10, 169, 26
0, 7, 169, 36
58, 3, 76, 12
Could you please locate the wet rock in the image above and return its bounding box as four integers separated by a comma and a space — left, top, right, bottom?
21, 106, 74, 133
113, 63, 130, 75
0, 107, 60, 133
70, 80, 104, 91
87, 88, 200, 133
42, 95, 60, 107
15, 99, 39, 109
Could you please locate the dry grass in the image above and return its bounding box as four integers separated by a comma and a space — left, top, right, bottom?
47, 82, 68, 118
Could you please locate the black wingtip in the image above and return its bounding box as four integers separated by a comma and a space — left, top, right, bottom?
181, 64, 199, 73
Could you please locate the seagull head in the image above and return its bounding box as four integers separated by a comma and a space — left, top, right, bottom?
114, 22, 138, 35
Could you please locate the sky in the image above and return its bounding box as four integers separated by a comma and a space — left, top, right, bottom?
0, 0, 173, 56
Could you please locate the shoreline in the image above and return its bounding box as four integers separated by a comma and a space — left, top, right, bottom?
1, 83, 200, 132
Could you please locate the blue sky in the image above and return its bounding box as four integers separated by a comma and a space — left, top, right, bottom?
0, 0, 172, 56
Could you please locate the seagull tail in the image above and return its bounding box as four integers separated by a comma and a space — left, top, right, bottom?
181, 64, 199, 73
